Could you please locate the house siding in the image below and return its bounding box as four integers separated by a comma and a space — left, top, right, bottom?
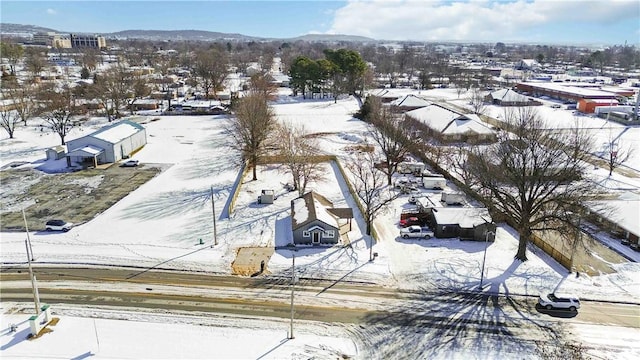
292, 219, 339, 245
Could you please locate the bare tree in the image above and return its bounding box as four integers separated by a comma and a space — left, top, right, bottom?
365, 97, 411, 185
193, 48, 229, 99
277, 123, 325, 196
227, 92, 277, 180
469, 86, 488, 115
603, 130, 634, 177
40, 85, 82, 145
0, 41, 24, 76
127, 72, 151, 114
463, 107, 597, 261
91, 64, 130, 121
0, 100, 20, 138
2, 85, 37, 125
347, 150, 400, 238
24, 47, 47, 81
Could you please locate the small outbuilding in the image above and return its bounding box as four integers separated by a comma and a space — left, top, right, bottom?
429, 207, 495, 240
45, 145, 66, 160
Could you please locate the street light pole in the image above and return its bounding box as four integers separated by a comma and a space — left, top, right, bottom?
26, 239, 41, 315
22, 209, 34, 261
289, 254, 295, 339
211, 186, 218, 246
480, 230, 495, 289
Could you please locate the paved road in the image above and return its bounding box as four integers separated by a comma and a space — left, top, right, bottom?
1, 266, 638, 330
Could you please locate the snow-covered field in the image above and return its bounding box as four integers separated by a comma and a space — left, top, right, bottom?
1, 88, 639, 359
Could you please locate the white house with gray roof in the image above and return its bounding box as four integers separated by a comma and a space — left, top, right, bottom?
290, 191, 353, 246
65, 120, 146, 167
405, 104, 496, 144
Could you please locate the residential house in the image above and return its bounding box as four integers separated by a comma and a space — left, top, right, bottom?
290, 191, 353, 246
389, 94, 431, 111
404, 104, 496, 144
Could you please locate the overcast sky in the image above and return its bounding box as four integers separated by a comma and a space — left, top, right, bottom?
1, 0, 638, 45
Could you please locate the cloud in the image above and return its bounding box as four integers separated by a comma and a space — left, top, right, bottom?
327, 0, 639, 41
46, 8, 57, 15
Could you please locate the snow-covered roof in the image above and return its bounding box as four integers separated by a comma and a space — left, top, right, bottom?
390, 94, 431, 108
590, 191, 640, 236
405, 104, 494, 135
488, 89, 531, 103
291, 191, 338, 230
67, 144, 104, 157
89, 120, 145, 144
432, 207, 491, 228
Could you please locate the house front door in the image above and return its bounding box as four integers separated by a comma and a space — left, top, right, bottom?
312, 232, 321, 244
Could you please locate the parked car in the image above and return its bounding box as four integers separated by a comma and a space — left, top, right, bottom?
399, 225, 433, 239
120, 159, 139, 167
399, 216, 421, 227
538, 293, 580, 311
45, 219, 73, 232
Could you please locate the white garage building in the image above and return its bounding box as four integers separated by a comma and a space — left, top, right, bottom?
66, 120, 147, 168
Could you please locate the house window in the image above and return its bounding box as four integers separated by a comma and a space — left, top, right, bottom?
323, 230, 335, 238
302, 231, 310, 237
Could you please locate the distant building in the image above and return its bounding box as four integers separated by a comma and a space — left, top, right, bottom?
70, 33, 106, 49
485, 89, 541, 107
32, 32, 71, 48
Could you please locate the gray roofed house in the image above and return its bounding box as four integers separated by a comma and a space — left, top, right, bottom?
290, 191, 353, 246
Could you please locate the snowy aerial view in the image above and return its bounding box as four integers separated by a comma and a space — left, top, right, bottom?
1, 1, 639, 359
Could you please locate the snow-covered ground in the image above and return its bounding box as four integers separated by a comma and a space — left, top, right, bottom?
1, 88, 639, 358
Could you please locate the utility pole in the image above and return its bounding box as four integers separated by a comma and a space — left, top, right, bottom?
479, 231, 495, 289
211, 186, 218, 246
26, 240, 41, 315
289, 254, 295, 339
22, 209, 34, 261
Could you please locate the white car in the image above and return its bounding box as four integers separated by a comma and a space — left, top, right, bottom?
538, 293, 581, 311
45, 219, 73, 232
399, 225, 433, 239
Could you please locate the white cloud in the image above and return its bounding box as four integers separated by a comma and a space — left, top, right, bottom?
46, 8, 57, 15
327, 0, 639, 41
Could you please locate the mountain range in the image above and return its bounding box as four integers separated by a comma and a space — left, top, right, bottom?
0, 23, 376, 43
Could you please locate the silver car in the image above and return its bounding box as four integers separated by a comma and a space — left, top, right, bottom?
538, 293, 580, 311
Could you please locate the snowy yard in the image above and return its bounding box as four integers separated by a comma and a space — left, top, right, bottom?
1, 89, 639, 359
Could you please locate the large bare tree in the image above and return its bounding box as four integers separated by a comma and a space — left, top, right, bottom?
192, 48, 229, 99
24, 47, 47, 81
347, 150, 400, 240
0, 99, 20, 138
40, 85, 82, 145
2, 84, 38, 125
603, 129, 634, 177
227, 92, 277, 180
277, 123, 325, 196
365, 97, 411, 185
463, 107, 597, 261
91, 64, 130, 121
